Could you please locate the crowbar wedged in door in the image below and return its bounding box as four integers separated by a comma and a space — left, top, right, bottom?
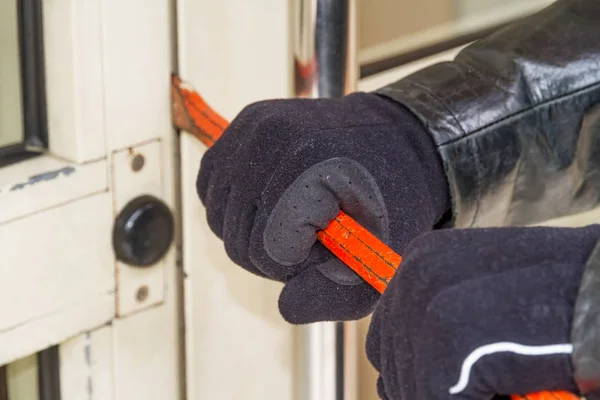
170, 72, 399, 294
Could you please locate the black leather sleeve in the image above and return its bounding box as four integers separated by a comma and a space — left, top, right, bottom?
376, 0, 600, 229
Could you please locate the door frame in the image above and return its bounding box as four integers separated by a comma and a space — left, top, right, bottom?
1, 1, 182, 399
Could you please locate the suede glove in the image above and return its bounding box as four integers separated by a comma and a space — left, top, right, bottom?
367, 225, 600, 400
196, 92, 450, 323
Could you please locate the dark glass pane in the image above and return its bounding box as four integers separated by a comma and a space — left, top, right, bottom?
0, 0, 47, 167
0, 365, 8, 400
0, 0, 25, 148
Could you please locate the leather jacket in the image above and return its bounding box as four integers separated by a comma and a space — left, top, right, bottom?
376, 0, 600, 397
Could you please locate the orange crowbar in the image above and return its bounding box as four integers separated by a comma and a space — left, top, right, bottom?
170, 73, 398, 294
170, 73, 581, 400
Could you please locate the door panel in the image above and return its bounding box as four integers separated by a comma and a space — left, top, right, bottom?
0, 193, 114, 366
43, 0, 107, 163
59, 326, 113, 400
101, 0, 173, 151
177, 1, 294, 399
181, 143, 293, 400
112, 297, 181, 400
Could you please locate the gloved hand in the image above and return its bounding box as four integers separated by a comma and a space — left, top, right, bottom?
366, 225, 600, 399
196, 92, 450, 323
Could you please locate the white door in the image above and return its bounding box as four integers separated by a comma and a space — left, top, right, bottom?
176, 1, 294, 399
0, 0, 180, 398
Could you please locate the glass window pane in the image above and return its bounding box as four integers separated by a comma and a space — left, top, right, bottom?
6, 354, 39, 400
0, 346, 61, 400
0, 0, 25, 148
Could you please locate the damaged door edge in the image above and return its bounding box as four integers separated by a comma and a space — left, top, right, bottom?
170, 0, 188, 398
0, 160, 109, 226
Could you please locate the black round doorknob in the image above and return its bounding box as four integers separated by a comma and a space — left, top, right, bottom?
112, 195, 175, 267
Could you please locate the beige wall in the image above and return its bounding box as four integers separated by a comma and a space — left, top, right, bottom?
455, 0, 523, 16
358, 0, 529, 56
358, 0, 455, 51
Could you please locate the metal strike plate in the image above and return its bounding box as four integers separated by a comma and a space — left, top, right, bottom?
111, 140, 171, 317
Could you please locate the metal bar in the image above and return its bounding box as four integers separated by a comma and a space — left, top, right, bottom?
291, 1, 358, 399
0, 365, 8, 400
17, 0, 48, 150
292, 0, 357, 98
37, 346, 61, 400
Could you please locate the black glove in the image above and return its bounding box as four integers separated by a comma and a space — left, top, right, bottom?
196, 92, 450, 323
366, 225, 600, 399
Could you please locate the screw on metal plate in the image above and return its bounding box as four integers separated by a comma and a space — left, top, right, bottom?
136, 286, 149, 302
131, 154, 145, 172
